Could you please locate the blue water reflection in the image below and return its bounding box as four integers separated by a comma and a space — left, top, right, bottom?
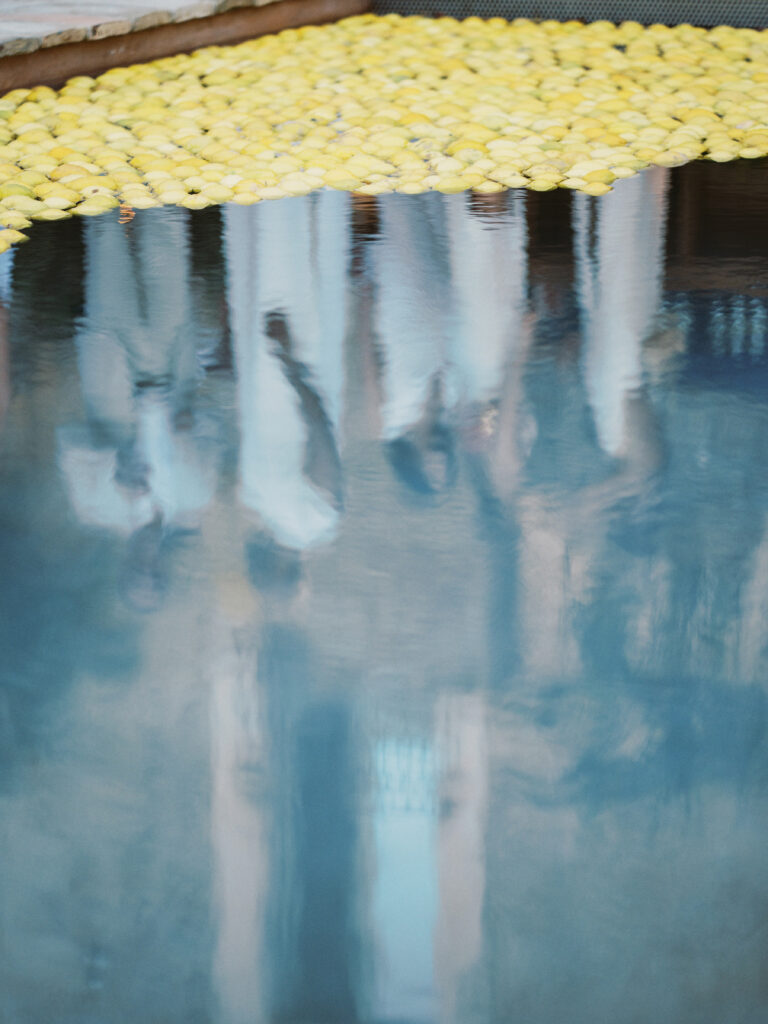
1, 160, 768, 1024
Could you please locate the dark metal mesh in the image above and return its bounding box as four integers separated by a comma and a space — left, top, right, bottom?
371, 0, 768, 29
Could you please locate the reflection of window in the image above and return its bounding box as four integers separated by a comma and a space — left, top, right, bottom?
372, 735, 439, 1024
374, 736, 438, 814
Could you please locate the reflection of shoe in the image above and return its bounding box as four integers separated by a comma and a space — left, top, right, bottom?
386, 422, 457, 499
246, 532, 302, 599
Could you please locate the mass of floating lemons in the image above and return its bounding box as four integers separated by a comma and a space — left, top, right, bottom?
1, 12, 768, 250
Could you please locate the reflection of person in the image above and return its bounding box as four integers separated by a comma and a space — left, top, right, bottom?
57, 210, 219, 608
215, 195, 361, 1022
225, 193, 348, 551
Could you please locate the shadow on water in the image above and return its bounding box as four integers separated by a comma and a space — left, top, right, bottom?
1, 159, 768, 1024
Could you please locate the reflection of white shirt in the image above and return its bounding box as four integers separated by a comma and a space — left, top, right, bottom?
225, 194, 348, 551
574, 168, 668, 456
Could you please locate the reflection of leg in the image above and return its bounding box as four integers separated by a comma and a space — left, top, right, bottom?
306, 190, 349, 431
255, 197, 314, 332
376, 196, 448, 441
265, 312, 343, 511
133, 381, 218, 531
256, 194, 348, 434
127, 208, 194, 389
82, 215, 141, 334
237, 323, 341, 549
75, 328, 134, 445
575, 170, 669, 456
189, 207, 228, 370
444, 191, 527, 408
229, 206, 341, 548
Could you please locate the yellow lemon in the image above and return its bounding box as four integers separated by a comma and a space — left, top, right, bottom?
582, 181, 613, 195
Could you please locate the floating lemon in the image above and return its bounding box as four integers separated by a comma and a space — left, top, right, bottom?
0, 13, 765, 246
0, 228, 28, 246
0, 209, 31, 228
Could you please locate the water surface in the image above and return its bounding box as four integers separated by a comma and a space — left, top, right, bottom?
1, 161, 768, 1024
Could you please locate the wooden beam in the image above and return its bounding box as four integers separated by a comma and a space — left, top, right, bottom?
0, 0, 370, 92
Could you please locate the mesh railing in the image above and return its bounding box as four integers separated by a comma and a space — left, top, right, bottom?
371, 0, 768, 28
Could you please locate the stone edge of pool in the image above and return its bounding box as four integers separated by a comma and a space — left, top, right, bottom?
0, 0, 371, 92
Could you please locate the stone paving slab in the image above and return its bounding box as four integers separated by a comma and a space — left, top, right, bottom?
0, 0, 281, 57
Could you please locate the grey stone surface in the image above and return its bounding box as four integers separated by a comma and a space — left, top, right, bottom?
0, 36, 43, 56
132, 9, 174, 29
42, 26, 91, 46
173, 1, 219, 21
91, 18, 134, 38
0, 0, 282, 52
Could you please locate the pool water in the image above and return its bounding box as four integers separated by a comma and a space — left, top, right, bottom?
1, 161, 768, 1024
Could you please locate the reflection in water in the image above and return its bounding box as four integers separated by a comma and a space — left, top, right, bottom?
225, 194, 347, 551
57, 211, 220, 608
0, 249, 12, 434
2, 164, 768, 1024
574, 167, 668, 456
